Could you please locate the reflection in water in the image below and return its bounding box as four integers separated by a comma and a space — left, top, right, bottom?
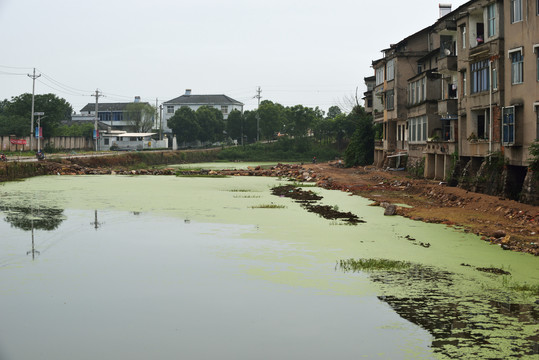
26, 220, 40, 261
90, 210, 103, 230
338, 262, 539, 359
0, 204, 65, 231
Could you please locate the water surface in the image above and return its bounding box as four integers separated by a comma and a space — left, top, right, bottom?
0, 175, 537, 359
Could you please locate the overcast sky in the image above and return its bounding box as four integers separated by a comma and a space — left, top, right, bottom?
0, 0, 469, 114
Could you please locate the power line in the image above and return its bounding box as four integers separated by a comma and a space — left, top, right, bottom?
0, 64, 34, 70
0, 70, 27, 76
38, 71, 92, 94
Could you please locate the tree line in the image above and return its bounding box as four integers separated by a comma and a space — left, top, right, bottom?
168, 100, 372, 148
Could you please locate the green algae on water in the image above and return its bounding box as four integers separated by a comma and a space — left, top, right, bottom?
338, 258, 412, 272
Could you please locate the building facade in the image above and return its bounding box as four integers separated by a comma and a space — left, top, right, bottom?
367, 0, 538, 189
162, 90, 244, 134
75, 97, 156, 132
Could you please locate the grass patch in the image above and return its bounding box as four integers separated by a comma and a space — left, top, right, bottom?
233, 195, 261, 198
290, 182, 318, 188
226, 189, 253, 192
338, 258, 413, 272
250, 204, 286, 209
501, 277, 539, 296
175, 174, 228, 178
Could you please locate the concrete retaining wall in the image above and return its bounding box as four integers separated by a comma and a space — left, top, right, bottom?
0, 136, 93, 152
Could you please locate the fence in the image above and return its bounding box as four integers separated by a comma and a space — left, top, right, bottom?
0, 136, 94, 152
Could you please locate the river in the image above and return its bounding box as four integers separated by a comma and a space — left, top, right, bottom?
0, 169, 537, 359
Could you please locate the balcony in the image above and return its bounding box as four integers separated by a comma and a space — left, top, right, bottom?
438, 98, 458, 115
438, 55, 457, 73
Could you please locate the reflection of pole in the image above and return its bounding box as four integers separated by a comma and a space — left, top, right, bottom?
90, 210, 102, 230
27, 208, 40, 260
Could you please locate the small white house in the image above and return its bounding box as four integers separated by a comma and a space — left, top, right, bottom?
98, 131, 167, 151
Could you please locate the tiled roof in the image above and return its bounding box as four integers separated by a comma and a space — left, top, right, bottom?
163, 94, 243, 106
80, 102, 150, 112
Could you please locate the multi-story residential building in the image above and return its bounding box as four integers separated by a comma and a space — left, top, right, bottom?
371, 59, 386, 166
502, 0, 539, 180
366, 0, 538, 200
372, 28, 431, 168
363, 76, 375, 113
424, 7, 460, 179
455, 0, 505, 174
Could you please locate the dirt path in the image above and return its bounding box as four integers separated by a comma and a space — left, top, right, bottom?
305, 162, 539, 256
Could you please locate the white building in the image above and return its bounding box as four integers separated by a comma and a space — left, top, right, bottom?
98, 131, 167, 151
162, 89, 244, 133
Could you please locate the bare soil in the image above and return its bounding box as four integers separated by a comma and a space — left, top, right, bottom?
305, 161, 539, 256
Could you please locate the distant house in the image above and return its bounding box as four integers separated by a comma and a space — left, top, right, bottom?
73, 96, 156, 132
97, 130, 167, 151
162, 89, 244, 133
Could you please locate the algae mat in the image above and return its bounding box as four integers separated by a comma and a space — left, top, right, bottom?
0, 175, 537, 359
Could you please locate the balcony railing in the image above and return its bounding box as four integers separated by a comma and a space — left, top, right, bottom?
438, 55, 457, 73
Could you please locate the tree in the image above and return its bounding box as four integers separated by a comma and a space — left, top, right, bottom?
326, 105, 342, 119
242, 110, 258, 143
0, 93, 73, 137
258, 100, 285, 140
0, 115, 28, 137
52, 122, 95, 137
125, 102, 155, 132
226, 109, 243, 141
196, 106, 225, 143
167, 106, 200, 144
344, 106, 374, 167
285, 105, 318, 138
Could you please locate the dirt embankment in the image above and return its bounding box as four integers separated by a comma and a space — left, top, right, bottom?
305, 162, 539, 256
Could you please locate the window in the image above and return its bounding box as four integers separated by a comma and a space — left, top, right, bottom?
476, 113, 489, 139
386, 59, 395, 81
221, 105, 228, 114
511, 0, 522, 23
408, 116, 427, 143
471, 60, 489, 93
502, 106, 515, 144
375, 67, 384, 85
409, 77, 426, 105
487, 4, 496, 37
463, 71, 467, 96
441, 120, 453, 141
104, 138, 109, 145
492, 67, 498, 90
476, 22, 484, 45
536, 46, 539, 81
386, 90, 394, 110
167, 105, 174, 114
461, 25, 466, 49
536, 106, 539, 139
510, 50, 524, 84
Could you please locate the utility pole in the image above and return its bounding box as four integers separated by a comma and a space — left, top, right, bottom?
254, 86, 262, 142
159, 104, 163, 140
92, 89, 103, 152
27, 68, 41, 151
